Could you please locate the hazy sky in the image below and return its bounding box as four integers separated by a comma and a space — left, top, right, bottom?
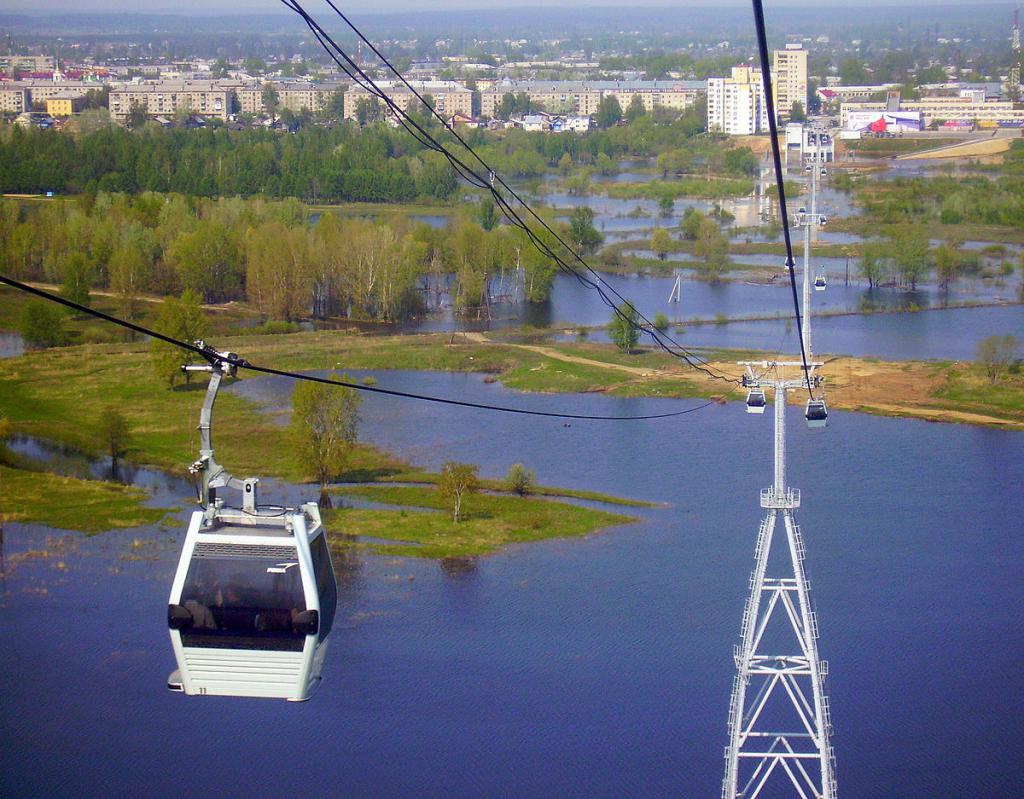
0, 0, 1007, 13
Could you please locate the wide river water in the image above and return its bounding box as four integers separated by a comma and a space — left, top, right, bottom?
2, 370, 1022, 798
402, 271, 1024, 361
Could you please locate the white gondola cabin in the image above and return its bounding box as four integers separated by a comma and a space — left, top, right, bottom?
746, 387, 767, 414
805, 398, 829, 429
166, 343, 337, 701
814, 270, 827, 291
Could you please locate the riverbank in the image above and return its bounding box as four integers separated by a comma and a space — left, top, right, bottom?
4, 328, 1021, 440
0, 338, 654, 553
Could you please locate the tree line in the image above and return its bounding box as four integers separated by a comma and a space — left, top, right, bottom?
0, 122, 458, 203
854, 175, 1024, 229
1, 192, 576, 333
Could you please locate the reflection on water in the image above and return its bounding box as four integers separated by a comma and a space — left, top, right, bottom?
0, 331, 26, 359
392, 268, 1023, 360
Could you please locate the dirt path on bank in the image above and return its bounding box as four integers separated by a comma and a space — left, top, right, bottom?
462, 332, 1024, 430
21, 281, 249, 314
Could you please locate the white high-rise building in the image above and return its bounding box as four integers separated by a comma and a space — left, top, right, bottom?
707, 66, 768, 135
774, 42, 808, 117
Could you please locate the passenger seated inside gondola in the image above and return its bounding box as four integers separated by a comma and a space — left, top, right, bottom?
177, 555, 308, 648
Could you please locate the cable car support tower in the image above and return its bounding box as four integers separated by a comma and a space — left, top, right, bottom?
724, 359, 835, 799
723, 128, 835, 797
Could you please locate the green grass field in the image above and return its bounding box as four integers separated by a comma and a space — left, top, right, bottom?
1, 465, 173, 533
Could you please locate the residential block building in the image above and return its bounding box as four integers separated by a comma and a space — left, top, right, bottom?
46, 93, 85, 116
343, 80, 472, 121
480, 80, 705, 119
109, 81, 233, 122
707, 66, 768, 135
773, 43, 808, 117
0, 84, 30, 114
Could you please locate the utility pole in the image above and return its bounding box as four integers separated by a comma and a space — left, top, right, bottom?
668, 272, 681, 304
724, 361, 836, 799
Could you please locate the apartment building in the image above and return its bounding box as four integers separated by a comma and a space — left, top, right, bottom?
817, 84, 902, 105
17, 80, 96, 103
276, 81, 345, 114
1, 55, 55, 73
109, 81, 233, 122
773, 43, 808, 116
0, 84, 30, 114
343, 80, 472, 121
480, 80, 705, 119
707, 66, 768, 135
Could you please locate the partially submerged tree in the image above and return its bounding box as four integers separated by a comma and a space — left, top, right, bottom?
976, 335, 1019, 385
439, 461, 479, 522
568, 206, 603, 256
651, 227, 673, 260
18, 300, 66, 349
608, 300, 640, 352
693, 216, 730, 282
858, 240, 889, 289
506, 462, 536, 497
891, 227, 930, 290
290, 373, 361, 490
97, 407, 132, 467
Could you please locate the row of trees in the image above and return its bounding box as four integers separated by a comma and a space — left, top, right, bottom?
855, 229, 1017, 291
0, 122, 458, 203
3, 192, 580, 334
856, 175, 1024, 229
656, 141, 760, 179
0, 99, 711, 199
647, 208, 731, 282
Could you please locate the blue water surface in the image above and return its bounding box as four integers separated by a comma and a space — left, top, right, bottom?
1, 372, 1022, 798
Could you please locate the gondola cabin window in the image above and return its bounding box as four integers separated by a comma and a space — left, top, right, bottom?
179, 548, 307, 651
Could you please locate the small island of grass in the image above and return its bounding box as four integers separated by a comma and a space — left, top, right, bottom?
326, 484, 637, 559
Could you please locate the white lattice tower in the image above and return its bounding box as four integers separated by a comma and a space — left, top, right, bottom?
723, 365, 836, 799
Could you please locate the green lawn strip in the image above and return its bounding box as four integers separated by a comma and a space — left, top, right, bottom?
931, 369, 1024, 420
365, 470, 659, 508
498, 356, 640, 394
846, 138, 960, 155
308, 201, 455, 217
0, 341, 406, 483
228, 330, 522, 375
0, 284, 262, 339
605, 177, 756, 200
607, 377, 722, 400
0, 465, 173, 533
325, 484, 636, 558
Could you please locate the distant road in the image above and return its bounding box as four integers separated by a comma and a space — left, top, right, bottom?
896, 133, 1017, 160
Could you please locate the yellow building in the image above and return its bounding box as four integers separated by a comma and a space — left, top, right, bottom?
46, 93, 84, 117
